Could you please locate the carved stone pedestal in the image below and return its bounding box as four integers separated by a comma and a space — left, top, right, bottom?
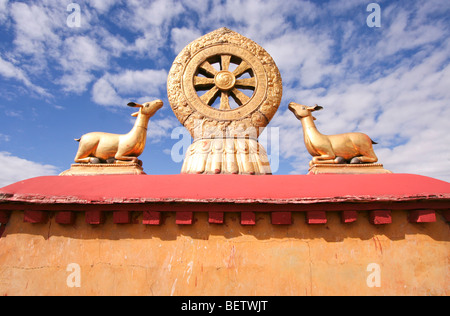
308, 163, 392, 175
59, 163, 146, 176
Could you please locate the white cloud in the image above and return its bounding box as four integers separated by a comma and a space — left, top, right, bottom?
0, 56, 31, 84
0, 152, 59, 188
377, 126, 450, 182
263, 31, 338, 88
61, 36, 109, 70
180, 0, 210, 15
58, 71, 95, 94
326, 0, 367, 14
4, 110, 21, 117
0, 134, 10, 142
6, 1, 117, 94
109, 69, 167, 95
89, 0, 120, 14
171, 27, 202, 54
125, 0, 184, 29
0, 55, 50, 97
117, 0, 185, 56
147, 117, 180, 143
58, 36, 109, 93
374, 8, 445, 59
9, 1, 62, 59
201, 0, 317, 38
92, 69, 168, 107
92, 77, 125, 106
97, 29, 129, 58
0, 0, 8, 23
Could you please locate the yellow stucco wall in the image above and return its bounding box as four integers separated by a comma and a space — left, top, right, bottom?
0, 210, 448, 296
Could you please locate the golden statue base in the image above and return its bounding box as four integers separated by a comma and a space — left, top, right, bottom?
308, 163, 392, 175
59, 163, 146, 176
181, 138, 272, 175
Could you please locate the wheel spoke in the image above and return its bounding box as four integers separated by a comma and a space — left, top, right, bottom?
199, 61, 218, 77
200, 86, 220, 105
230, 88, 250, 105
196, 55, 254, 109
235, 77, 256, 89
219, 92, 231, 110
221, 55, 231, 71
194, 76, 215, 89
233, 60, 251, 77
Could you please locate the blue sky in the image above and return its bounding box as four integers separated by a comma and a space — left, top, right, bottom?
0, 0, 449, 187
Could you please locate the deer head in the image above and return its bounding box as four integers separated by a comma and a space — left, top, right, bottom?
128, 99, 163, 117
288, 102, 323, 121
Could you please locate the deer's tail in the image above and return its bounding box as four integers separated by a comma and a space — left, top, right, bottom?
75, 138, 81, 142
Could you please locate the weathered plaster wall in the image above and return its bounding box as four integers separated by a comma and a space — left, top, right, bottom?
0, 210, 448, 296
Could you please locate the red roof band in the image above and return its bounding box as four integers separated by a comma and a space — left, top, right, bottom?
0, 174, 449, 226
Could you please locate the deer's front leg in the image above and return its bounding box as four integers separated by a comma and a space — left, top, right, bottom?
311, 153, 337, 165
115, 157, 142, 165
114, 153, 140, 164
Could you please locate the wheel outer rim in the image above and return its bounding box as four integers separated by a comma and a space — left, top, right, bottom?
182, 44, 267, 121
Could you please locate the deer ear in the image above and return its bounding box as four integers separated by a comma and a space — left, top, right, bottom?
128, 102, 144, 108
314, 105, 323, 111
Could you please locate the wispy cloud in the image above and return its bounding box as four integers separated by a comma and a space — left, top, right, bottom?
0, 133, 10, 142
0, 55, 50, 97
0, 0, 8, 23
88, 0, 121, 14
147, 117, 180, 144
92, 69, 167, 107
0, 152, 59, 187
58, 35, 110, 93
170, 27, 202, 54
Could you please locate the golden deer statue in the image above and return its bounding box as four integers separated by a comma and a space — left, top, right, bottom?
74, 100, 163, 164
288, 102, 378, 166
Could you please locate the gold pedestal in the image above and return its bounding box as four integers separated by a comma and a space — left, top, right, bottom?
60, 163, 146, 176
181, 138, 272, 175
308, 163, 392, 175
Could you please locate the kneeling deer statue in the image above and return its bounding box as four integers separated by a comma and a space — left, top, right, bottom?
74, 99, 163, 164
288, 102, 378, 166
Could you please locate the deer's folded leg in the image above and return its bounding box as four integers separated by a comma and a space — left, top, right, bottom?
356, 154, 378, 164
114, 155, 139, 164
74, 157, 94, 163
312, 154, 336, 164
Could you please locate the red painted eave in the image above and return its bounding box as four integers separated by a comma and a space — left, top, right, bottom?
0, 173, 449, 205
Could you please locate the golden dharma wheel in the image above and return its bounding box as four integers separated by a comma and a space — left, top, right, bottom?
168, 28, 283, 138
167, 28, 282, 175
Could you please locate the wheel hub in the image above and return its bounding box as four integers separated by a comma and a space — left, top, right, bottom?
214, 71, 236, 91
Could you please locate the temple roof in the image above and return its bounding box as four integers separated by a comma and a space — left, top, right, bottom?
1, 173, 449, 206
